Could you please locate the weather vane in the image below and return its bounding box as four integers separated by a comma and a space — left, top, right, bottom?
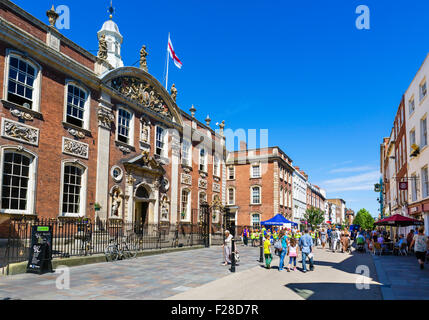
108, 0, 115, 19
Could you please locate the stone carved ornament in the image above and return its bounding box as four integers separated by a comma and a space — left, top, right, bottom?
111, 188, 122, 217
63, 138, 88, 158
10, 109, 33, 121
140, 117, 151, 144
4, 120, 38, 144
110, 77, 173, 120
170, 84, 177, 102
98, 34, 108, 60
140, 45, 148, 71
97, 107, 115, 129
68, 128, 85, 139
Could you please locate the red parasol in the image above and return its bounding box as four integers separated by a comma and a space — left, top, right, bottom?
374, 214, 424, 226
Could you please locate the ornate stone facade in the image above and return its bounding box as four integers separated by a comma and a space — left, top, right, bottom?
110, 76, 173, 120
1, 118, 39, 146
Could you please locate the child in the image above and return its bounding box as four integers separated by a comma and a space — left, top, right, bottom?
264, 234, 272, 269
287, 237, 299, 272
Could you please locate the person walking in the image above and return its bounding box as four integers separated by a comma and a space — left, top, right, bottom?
264, 234, 273, 269
299, 229, 314, 273
222, 230, 233, 265
287, 237, 299, 272
320, 228, 327, 249
242, 227, 249, 246
409, 227, 429, 270
278, 230, 288, 271
331, 227, 339, 252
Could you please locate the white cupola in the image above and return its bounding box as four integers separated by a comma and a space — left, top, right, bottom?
97, 16, 123, 68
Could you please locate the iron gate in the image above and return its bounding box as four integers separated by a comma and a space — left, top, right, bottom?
199, 202, 210, 247
223, 207, 236, 237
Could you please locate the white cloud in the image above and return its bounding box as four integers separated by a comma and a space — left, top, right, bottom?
330, 166, 376, 174
322, 170, 380, 193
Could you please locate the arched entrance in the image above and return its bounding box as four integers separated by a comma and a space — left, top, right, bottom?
134, 184, 151, 233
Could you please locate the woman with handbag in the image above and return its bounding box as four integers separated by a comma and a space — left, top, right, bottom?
222, 230, 233, 266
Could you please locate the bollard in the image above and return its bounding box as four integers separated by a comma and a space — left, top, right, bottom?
231, 238, 236, 273
259, 234, 264, 263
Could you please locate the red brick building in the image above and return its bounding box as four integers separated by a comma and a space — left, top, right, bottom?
225, 143, 294, 227
0, 1, 226, 231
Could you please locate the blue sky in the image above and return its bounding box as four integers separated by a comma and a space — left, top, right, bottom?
14, 0, 429, 217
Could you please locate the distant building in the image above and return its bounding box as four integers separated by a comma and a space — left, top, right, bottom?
292, 167, 308, 228
225, 143, 294, 227
326, 199, 346, 225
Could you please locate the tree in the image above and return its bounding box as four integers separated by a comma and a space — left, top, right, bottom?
353, 208, 375, 230
304, 207, 325, 230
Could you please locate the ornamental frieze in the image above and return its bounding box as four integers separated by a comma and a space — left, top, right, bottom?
213, 183, 221, 193
110, 77, 173, 120
62, 137, 89, 159
198, 178, 208, 190
181, 173, 192, 186
1, 118, 39, 146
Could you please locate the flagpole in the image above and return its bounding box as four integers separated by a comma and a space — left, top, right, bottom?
165, 32, 170, 89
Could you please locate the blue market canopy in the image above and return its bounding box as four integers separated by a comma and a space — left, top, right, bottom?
261, 214, 298, 227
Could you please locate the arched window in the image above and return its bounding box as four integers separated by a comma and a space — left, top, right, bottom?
228, 187, 235, 205
251, 213, 261, 228
180, 189, 191, 221
0, 148, 37, 215
5, 51, 41, 111
135, 185, 149, 199
199, 191, 207, 204
61, 162, 87, 217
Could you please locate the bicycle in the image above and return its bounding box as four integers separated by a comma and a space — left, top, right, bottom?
104, 237, 137, 262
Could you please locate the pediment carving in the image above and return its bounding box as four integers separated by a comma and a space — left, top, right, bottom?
110, 76, 173, 120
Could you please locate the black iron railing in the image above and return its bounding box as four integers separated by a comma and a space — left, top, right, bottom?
2, 218, 206, 267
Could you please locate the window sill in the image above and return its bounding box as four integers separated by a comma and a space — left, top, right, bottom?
62, 122, 92, 137
250, 203, 262, 206
250, 176, 262, 179
181, 164, 193, 171
154, 154, 169, 165
1, 99, 43, 120
115, 140, 136, 153
0, 211, 36, 217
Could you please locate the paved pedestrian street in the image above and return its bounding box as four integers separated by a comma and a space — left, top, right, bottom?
3, 244, 418, 300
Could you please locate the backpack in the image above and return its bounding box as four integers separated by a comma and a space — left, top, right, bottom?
274, 240, 283, 251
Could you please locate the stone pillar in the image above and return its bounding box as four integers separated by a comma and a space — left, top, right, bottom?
153, 181, 160, 225
126, 175, 135, 223
171, 133, 180, 225
95, 94, 114, 221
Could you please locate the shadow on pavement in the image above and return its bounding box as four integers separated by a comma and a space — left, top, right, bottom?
285, 281, 382, 300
